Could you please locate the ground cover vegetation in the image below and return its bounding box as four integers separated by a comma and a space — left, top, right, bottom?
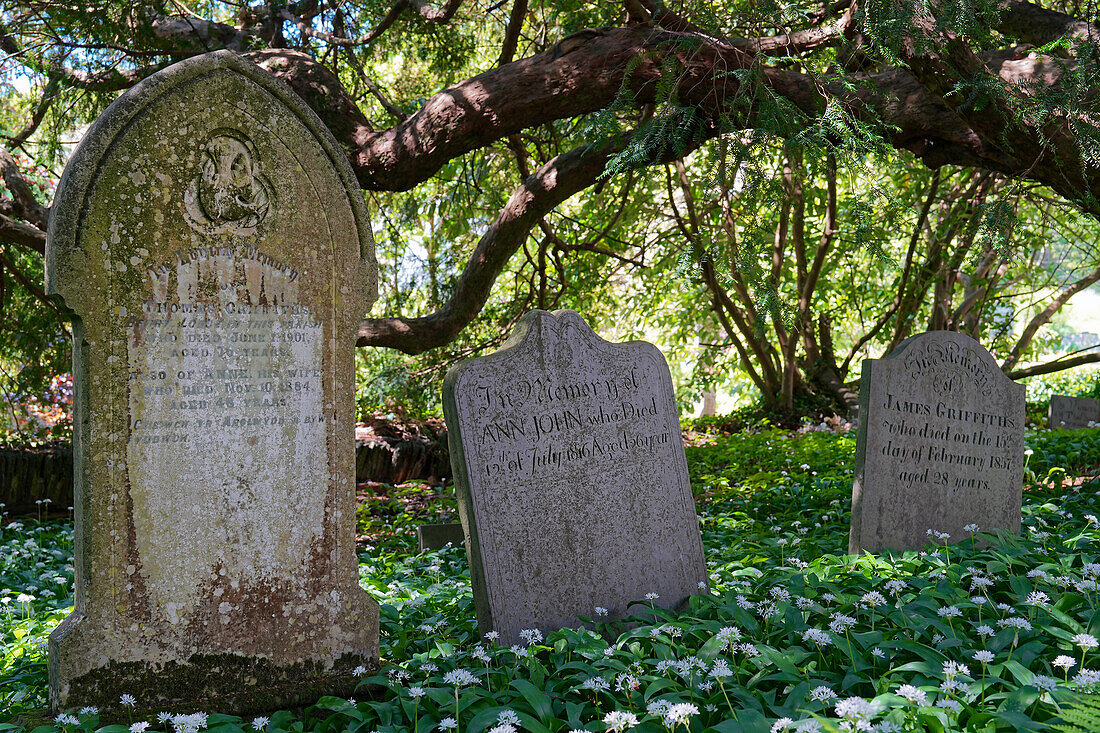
3, 427, 1100, 732
2, 2, 1100, 427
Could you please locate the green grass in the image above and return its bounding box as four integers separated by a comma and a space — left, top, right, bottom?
3, 428, 1100, 733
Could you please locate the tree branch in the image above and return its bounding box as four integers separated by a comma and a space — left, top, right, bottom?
497, 0, 527, 66
5, 76, 59, 148
1007, 350, 1100, 380
0, 212, 46, 254
997, 0, 1100, 47
355, 126, 712, 352
0, 146, 47, 230
1001, 263, 1100, 372
349, 27, 754, 190
277, 0, 463, 49
152, 15, 253, 53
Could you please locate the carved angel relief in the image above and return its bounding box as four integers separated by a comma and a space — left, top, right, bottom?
184, 129, 274, 235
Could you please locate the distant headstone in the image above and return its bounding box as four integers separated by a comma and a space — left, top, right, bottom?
1049, 395, 1100, 430
46, 51, 378, 713
417, 523, 466, 551
443, 310, 707, 644
849, 332, 1025, 554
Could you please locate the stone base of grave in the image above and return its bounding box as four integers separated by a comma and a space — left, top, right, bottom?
50, 644, 377, 717
49, 611, 378, 716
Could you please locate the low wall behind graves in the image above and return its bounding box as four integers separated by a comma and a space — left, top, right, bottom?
0, 443, 73, 515
355, 417, 451, 484
1, 421, 452, 516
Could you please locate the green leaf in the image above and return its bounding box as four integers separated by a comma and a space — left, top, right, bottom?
508, 680, 553, 723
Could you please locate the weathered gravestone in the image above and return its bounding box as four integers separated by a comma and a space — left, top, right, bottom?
443, 310, 707, 644
46, 51, 378, 713
417, 523, 466, 552
849, 332, 1025, 554
1049, 395, 1100, 430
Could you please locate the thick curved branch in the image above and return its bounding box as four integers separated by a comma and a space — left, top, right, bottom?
336, 21, 1096, 211
356, 126, 713, 352
356, 138, 622, 352
350, 27, 754, 190
244, 49, 375, 146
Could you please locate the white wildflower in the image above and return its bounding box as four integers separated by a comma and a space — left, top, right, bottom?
1033, 675, 1059, 692
1074, 633, 1099, 649
442, 669, 477, 687
664, 703, 698, 726
895, 684, 926, 706
603, 711, 639, 733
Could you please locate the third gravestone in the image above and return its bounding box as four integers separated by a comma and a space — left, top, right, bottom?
443, 310, 707, 644
849, 331, 1025, 554
46, 51, 378, 713
1049, 395, 1100, 430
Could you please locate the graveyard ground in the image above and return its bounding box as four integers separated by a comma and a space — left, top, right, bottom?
3, 427, 1100, 733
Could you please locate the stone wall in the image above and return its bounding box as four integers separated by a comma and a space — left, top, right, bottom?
354, 417, 451, 485
0, 443, 74, 515
1, 423, 451, 516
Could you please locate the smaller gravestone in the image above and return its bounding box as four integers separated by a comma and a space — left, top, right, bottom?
417, 523, 465, 551
1049, 395, 1100, 430
444, 310, 707, 644
849, 332, 1025, 554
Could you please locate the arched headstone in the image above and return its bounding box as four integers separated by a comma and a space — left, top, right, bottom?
46, 50, 378, 713
849, 332, 1025, 553
443, 310, 707, 644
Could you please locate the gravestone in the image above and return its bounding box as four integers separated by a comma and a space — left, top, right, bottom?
1049, 395, 1100, 430
443, 310, 707, 644
849, 332, 1025, 554
46, 51, 378, 713
417, 523, 466, 552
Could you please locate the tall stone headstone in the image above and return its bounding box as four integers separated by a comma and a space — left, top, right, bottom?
849, 332, 1025, 554
1049, 395, 1100, 430
443, 310, 707, 644
46, 51, 378, 713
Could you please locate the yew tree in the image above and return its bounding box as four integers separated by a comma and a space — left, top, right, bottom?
2, 0, 1100, 411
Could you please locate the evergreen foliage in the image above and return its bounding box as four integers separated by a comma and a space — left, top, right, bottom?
1050, 693, 1100, 733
